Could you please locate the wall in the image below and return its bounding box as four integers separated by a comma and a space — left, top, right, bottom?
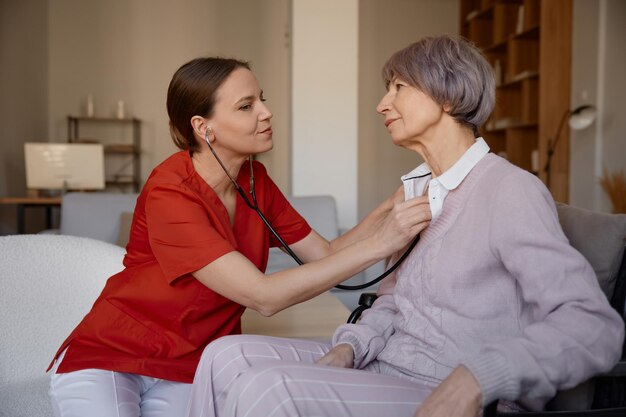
292, 0, 460, 229
211, 0, 291, 191
48, 0, 214, 189
0, 0, 49, 234
597, 0, 626, 212
291, 0, 359, 228
357, 0, 459, 218
570, 0, 626, 212
47, 0, 290, 193
0, 0, 289, 234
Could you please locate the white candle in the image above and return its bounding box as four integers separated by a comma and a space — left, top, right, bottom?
531, 149, 539, 173
86, 94, 94, 117
117, 100, 125, 119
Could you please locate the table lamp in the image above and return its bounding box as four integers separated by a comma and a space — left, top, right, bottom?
544, 104, 597, 188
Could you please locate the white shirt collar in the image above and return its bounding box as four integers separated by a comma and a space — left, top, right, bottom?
401, 137, 490, 220
437, 137, 490, 191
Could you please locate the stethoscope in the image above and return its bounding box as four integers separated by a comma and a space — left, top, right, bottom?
203, 130, 428, 290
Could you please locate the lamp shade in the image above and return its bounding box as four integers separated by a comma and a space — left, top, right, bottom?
544, 104, 597, 189
568, 105, 596, 130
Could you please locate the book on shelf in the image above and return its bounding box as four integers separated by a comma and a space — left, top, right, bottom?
511, 70, 539, 82
490, 118, 520, 130
465, 9, 480, 22
516, 5, 525, 34
494, 59, 503, 86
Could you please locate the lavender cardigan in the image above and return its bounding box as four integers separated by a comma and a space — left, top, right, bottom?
333, 153, 624, 408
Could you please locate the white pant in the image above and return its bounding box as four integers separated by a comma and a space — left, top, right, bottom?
49, 351, 191, 417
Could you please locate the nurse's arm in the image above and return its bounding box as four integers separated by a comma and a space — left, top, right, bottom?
193, 239, 379, 316
290, 189, 427, 262
192, 195, 430, 316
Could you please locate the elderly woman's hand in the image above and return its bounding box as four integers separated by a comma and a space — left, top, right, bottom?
373, 194, 431, 256
415, 366, 482, 417
316, 343, 354, 368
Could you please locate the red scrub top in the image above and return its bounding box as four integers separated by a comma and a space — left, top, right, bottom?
49, 151, 311, 383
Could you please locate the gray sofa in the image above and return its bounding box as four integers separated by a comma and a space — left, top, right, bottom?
53, 191, 339, 250
51, 192, 139, 245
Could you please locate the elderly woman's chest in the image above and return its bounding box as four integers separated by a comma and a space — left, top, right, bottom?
393, 220, 514, 315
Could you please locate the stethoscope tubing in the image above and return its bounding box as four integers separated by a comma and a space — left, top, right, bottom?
203, 132, 423, 291
237, 175, 420, 291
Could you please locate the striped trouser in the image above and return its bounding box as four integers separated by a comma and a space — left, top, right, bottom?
185, 334, 435, 417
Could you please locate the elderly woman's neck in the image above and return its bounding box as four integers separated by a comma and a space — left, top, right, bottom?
413, 127, 476, 178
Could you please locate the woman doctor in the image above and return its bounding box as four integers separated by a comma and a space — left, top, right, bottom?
47, 57, 432, 417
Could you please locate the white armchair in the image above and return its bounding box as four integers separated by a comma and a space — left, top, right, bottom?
0, 235, 125, 417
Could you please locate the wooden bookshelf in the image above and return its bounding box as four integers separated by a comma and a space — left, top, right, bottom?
460, 0, 572, 202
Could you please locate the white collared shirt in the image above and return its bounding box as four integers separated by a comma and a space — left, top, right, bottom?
401, 137, 490, 221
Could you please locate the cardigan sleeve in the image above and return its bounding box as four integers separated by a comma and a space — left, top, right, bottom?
332, 254, 401, 369
462, 171, 624, 408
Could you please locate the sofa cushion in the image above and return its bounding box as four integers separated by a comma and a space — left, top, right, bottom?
546, 204, 626, 411
266, 195, 339, 274
556, 202, 626, 299
60, 192, 138, 244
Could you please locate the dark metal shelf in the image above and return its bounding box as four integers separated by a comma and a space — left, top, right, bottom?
67, 116, 142, 192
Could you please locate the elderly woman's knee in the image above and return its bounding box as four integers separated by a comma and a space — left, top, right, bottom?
199, 335, 242, 363
199, 334, 266, 363
222, 363, 295, 415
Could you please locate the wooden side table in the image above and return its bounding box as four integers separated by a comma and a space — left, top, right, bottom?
0, 197, 62, 234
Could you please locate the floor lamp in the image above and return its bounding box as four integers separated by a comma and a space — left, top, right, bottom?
544, 104, 597, 189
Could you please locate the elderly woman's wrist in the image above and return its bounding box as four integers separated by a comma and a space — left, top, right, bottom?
463, 352, 518, 406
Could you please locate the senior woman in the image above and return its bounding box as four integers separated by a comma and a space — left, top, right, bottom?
47, 57, 431, 417
185, 35, 624, 417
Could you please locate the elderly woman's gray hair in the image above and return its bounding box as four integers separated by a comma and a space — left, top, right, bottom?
382, 35, 495, 136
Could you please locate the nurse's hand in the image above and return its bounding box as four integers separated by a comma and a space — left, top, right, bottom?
316, 343, 354, 368
373, 194, 431, 256
414, 366, 482, 417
